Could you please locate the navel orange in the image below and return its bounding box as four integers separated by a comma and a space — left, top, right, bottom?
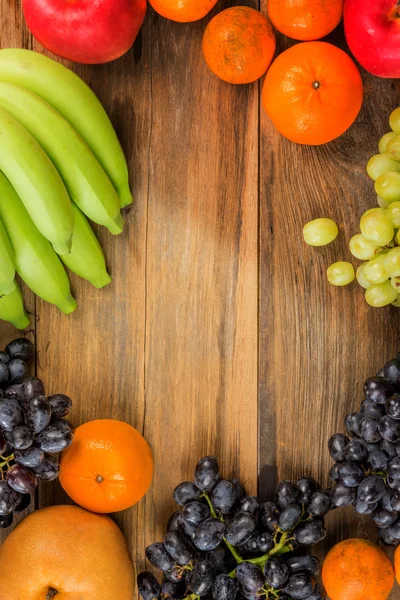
59, 419, 153, 513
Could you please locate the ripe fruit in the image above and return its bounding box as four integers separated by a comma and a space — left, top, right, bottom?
262, 42, 363, 145
202, 7, 276, 84
303, 218, 338, 246
0, 505, 135, 600
268, 0, 343, 41
322, 538, 394, 600
150, 0, 218, 22
344, 0, 400, 78
327, 262, 355, 286
59, 419, 153, 513
22, 0, 146, 64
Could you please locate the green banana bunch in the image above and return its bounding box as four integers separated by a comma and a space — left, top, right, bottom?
0, 217, 16, 295
0, 106, 73, 255
0, 282, 29, 330
62, 203, 111, 289
0, 172, 77, 315
0, 82, 124, 235
0, 48, 132, 208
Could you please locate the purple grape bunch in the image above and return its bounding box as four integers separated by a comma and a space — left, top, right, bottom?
138, 456, 327, 600
328, 353, 400, 546
0, 338, 73, 528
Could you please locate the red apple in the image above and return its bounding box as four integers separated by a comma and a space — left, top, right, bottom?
344, 0, 400, 78
22, 0, 147, 64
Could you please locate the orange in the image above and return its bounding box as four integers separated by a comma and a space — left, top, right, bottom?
322, 538, 394, 600
262, 41, 363, 145
202, 7, 276, 84
149, 0, 218, 22
393, 544, 400, 583
268, 0, 343, 41
59, 419, 153, 513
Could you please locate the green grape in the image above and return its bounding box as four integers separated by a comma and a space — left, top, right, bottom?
349, 234, 382, 260
366, 154, 400, 180
327, 262, 355, 286
386, 201, 400, 227
390, 107, 400, 134
387, 135, 400, 161
365, 281, 398, 307
385, 247, 400, 277
375, 172, 400, 203
396, 230, 400, 245
379, 132, 397, 153
364, 254, 389, 284
303, 218, 338, 246
377, 196, 390, 209
356, 263, 371, 289
391, 276, 400, 293
362, 208, 386, 217
360, 211, 394, 246
391, 295, 400, 307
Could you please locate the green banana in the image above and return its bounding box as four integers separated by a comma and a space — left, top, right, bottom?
0, 48, 132, 208
0, 82, 123, 235
61, 203, 111, 289
0, 106, 73, 255
0, 217, 16, 295
0, 173, 77, 315
0, 282, 30, 330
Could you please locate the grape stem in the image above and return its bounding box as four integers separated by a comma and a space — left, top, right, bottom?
202, 492, 244, 564
0, 454, 13, 468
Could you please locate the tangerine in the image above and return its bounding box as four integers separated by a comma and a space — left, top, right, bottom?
268, 0, 343, 41
202, 6, 276, 84
322, 538, 394, 600
149, 0, 218, 22
59, 419, 153, 513
262, 41, 363, 145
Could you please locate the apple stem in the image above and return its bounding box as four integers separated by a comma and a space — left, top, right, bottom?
396, 0, 400, 15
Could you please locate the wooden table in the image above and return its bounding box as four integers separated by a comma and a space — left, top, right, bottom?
1, 1, 400, 598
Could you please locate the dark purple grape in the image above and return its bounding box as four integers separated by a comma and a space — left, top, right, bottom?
283, 573, 315, 600
208, 546, 237, 575
388, 476, 400, 492
178, 514, 197, 540
379, 415, 400, 443
381, 488, 395, 511
296, 477, 318, 504
337, 463, 364, 488
5, 338, 34, 362
4, 383, 24, 401
259, 502, 279, 532
9, 425, 33, 450
330, 483, 355, 508
0, 398, 22, 431
344, 439, 367, 463
36, 419, 73, 453
388, 456, 400, 479
388, 518, 400, 540
164, 530, 196, 566
189, 560, 216, 595
240, 496, 260, 516
235, 563, 264, 595
391, 491, 400, 511
276, 481, 299, 509
194, 518, 225, 552
329, 463, 341, 482
0, 389, 3, 398
212, 574, 238, 600
308, 490, 331, 516
0, 363, 9, 385
238, 531, 259, 554
225, 512, 256, 546
137, 571, 161, 600
353, 497, 378, 515
255, 531, 274, 553
0, 480, 21, 515
15, 444, 44, 468
47, 393, 72, 419
303, 583, 326, 600
368, 451, 388, 471
386, 394, 400, 421
0, 351, 10, 364
384, 359, 400, 385
6, 464, 37, 494
145, 542, 175, 572
183, 501, 210, 526
231, 479, 244, 502
23, 377, 45, 402
372, 506, 397, 528
364, 377, 395, 404
359, 417, 381, 443
293, 519, 326, 545
286, 555, 320, 576
381, 439, 397, 457
211, 480, 239, 515
0, 512, 13, 528
31, 457, 59, 480
379, 527, 398, 546
173, 481, 201, 506
345, 412, 363, 437
357, 476, 385, 504
13, 493, 31, 513
7, 359, 28, 384
24, 395, 51, 434
364, 441, 381, 454
0, 429, 6, 454
164, 567, 184, 583
264, 557, 289, 589
167, 511, 181, 532
160, 579, 186, 599
195, 456, 220, 492
278, 504, 301, 531
362, 399, 385, 419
